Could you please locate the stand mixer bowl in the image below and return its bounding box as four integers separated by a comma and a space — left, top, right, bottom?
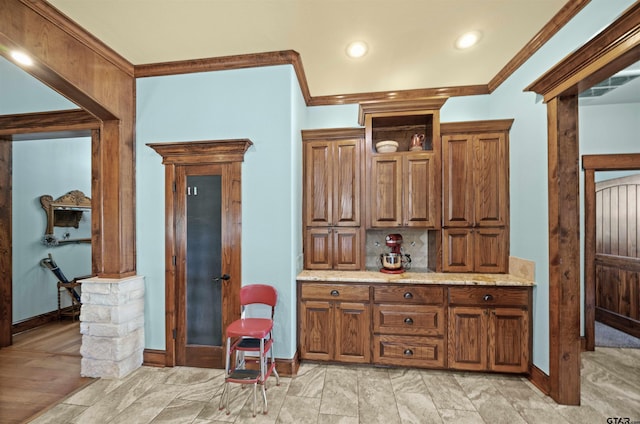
380, 252, 403, 270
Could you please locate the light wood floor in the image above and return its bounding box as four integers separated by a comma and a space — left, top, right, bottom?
0, 321, 94, 424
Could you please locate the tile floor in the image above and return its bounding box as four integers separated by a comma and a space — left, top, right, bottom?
30, 347, 640, 424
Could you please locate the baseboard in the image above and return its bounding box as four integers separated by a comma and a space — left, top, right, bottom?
528, 363, 550, 395
143, 349, 167, 367
142, 348, 301, 376
11, 308, 74, 334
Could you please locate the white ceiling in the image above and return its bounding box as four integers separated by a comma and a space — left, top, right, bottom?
47, 0, 569, 97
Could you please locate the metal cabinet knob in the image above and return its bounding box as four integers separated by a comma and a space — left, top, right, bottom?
403, 292, 413, 299
404, 317, 414, 325
403, 349, 413, 356
483, 294, 494, 302
330, 290, 339, 297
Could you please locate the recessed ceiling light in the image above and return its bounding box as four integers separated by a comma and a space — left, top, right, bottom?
455, 31, 482, 49
10, 50, 33, 66
346, 41, 368, 59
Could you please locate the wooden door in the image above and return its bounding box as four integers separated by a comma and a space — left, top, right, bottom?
335, 301, 371, 363
304, 141, 332, 227
175, 164, 241, 368
489, 308, 529, 373
300, 300, 334, 361
474, 228, 507, 273
332, 228, 362, 270
473, 133, 508, 227
333, 140, 361, 226
304, 228, 332, 270
370, 155, 402, 227
442, 228, 474, 272
443, 134, 473, 227
448, 306, 487, 371
403, 152, 437, 227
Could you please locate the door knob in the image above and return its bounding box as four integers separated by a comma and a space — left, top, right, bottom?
212, 274, 230, 282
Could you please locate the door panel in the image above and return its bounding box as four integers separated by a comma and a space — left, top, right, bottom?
176, 164, 240, 368
186, 175, 222, 347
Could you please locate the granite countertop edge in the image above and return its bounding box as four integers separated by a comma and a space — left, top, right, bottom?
296, 270, 535, 286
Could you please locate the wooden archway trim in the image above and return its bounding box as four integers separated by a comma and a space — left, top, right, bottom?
582, 154, 640, 352
525, 2, 640, 406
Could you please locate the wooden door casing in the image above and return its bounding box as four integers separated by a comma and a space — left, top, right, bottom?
148, 139, 250, 368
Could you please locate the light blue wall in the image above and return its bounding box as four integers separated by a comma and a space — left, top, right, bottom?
136, 66, 301, 357
0, 57, 78, 113
12, 137, 92, 322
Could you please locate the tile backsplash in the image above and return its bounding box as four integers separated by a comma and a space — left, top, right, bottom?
365, 228, 431, 270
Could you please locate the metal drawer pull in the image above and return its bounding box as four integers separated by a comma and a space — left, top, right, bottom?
330, 290, 340, 297
483, 294, 494, 302
403, 292, 413, 299
404, 349, 413, 356
404, 317, 413, 325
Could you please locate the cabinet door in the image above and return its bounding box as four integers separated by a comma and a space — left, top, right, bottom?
304, 228, 332, 270
300, 300, 334, 361
448, 306, 487, 371
442, 228, 474, 272
473, 133, 508, 227
335, 302, 371, 363
370, 155, 402, 227
442, 134, 473, 227
474, 228, 507, 273
304, 142, 332, 226
333, 140, 361, 226
489, 308, 529, 373
332, 228, 362, 270
403, 152, 437, 227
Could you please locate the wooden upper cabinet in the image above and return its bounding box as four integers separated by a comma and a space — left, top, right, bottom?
360, 98, 446, 230
443, 131, 508, 227
302, 128, 365, 271
304, 134, 362, 227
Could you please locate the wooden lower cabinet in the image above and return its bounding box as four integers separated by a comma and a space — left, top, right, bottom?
448, 287, 530, 373
372, 285, 446, 368
299, 283, 370, 363
298, 281, 531, 374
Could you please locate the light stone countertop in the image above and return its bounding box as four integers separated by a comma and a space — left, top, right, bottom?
297, 270, 535, 286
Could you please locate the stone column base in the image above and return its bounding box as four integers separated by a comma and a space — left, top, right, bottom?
79, 275, 145, 378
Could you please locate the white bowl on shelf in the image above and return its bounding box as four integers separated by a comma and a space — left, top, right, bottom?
376, 140, 399, 153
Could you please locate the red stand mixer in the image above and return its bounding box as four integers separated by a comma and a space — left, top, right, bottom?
379, 233, 411, 274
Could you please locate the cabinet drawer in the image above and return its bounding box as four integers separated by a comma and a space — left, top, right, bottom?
300, 283, 369, 301
373, 305, 444, 336
373, 285, 444, 305
373, 335, 445, 368
448, 287, 529, 307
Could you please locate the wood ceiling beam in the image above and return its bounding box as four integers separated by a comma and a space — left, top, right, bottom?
0, 109, 99, 137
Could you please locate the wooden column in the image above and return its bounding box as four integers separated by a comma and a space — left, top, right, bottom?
547, 95, 581, 405
583, 169, 596, 351
0, 139, 11, 347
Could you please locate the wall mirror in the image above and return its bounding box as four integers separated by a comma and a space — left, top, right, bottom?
39, 190, 91, 246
